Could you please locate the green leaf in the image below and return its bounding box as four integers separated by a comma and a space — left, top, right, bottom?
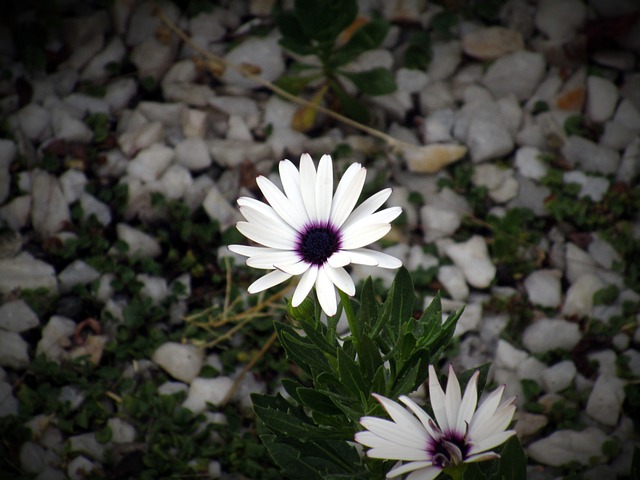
356, 277, 378, 331
336, 348, 367, 399
297, 388, 342, 416
331, 16, 389, 67
276, 323, 331, 376
330, 80, 370, 124
376, 267, 416, 342
340, 67, 396, 95
631, 446, 640, 480
276, 12, 316, 56
358, 334, 383, 381
496, 435, 527, 480
293, 0, 357, 45
275, 74, 322, 96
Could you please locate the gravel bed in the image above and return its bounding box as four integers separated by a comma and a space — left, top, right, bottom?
1, 0, 639, 479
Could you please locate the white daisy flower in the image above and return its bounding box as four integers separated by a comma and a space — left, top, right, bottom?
355, 365, 517, 480
228, 153, 402, 316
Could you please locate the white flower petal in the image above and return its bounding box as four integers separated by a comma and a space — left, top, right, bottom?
323, 266, 355, 296
315, 154, 333, 222
456, 370, 479, 433
279, 159, 310, 224
405, 466, 442, 480
228, 244, 277, 257
299, 153, 318, 221
359, 417, 427, 449
341, 188, 392, 230
465, 452, 501, 463
341, 224, 391, 250
387, 462, 437, 479
237, 197, 294, 232
468, 430, 516, 456
327, 251, 351, 268
398, 396, 439, 439
444, 365, 462, 435
471, 401, 516, 441
373, 394, 428, 437
468, 386, 506, 439
246, 251, 302, 269
276, 261, 311, 275
315, 267, 337, 316
256, 175, 307, 230
247, 269, 292, 293
428, 365, 450, 433
238, 202, 298, 238
348, 248, 402, 268
330, 163, 366, 227
236, 221, 296, 250
343, 207, 402, 233
366, 446, 429, 462
292, 266, 318, 307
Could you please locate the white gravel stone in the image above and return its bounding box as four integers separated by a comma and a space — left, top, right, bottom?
541, 360, 577, 393
0, 300, 39, 332
152, 342, 203, 383
136, 274, 169, 305
589, 349, 618, 376
0, 195, 31, 231
437, 265, 469, 301
466, 116, 514, 163
527, 428, 610, 466
535, 0, 587, 41
444, 235, 496, 289
68, 432, 104, 461
587, 75, 619, 123
182, 108, 208, 138
495, 339, 529, 370
396, 68, 429, 93
427, 41, 462, 81
58, 260, 100, 293
586, 374, 626, 426
222, 33, 284, 89
182, 376, 234, 413
420, 187, 471, 242
159, 164, 193, 200
130, 36, 175, 81
207, 139, 273, 169
524, 269, 562, 308
20, 441, 50, 474
36, 316, 76, 362
482, 51, 546, 101
461, 26, 524, 60
613, 98, 640, 130
562, 273, 606, 317
31, 170, 71, 238
59, 169, 88, 204
0, 139, 15, 204
588, 234, 622, 270
514, 146, 547, 180
115, 223, 161, 258
81, 37, 126, 82
517, 356, 547, 382
106, 418, 136, 444
67, 455, 96, 480
15, 104, 51, 141
118, 121, 164, 157
126, 143, 174, 182
175, 137, 211, 171
561, 135, 619, 175
79, 193, 112, 226
422, 109, 455, 142
565, 243, 598, 283
0, 381, 18, 416
105, 78, 137, 113
202, 185, 239, 229
0, 330, 30, 369
0, 252, 58, 294
563, 171, 610, 202
522, 318, 581, 353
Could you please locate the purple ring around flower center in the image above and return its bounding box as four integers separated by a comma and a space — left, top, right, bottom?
296, 222, 342, 266
427, 432, 469, 469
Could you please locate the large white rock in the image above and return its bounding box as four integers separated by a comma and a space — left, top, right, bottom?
130, 36, 175, 81
420, 188, 471, 242
31, 170, 71, 238
115, 223, 161, 258
587, 75, 619, 123
0, 252, 58, 294
58, 260, 100, 293
522, 318, 581, 353
126, 143, 174, 182
426, 41, 462, 81
202, 185, 239, 229
444, 235, 496, 288
118, 121, 164, 157
175, 137, 211, 171
535, 0, 587, 41
561, 135, 619, 175
80, 193, 112, 226
461, 26, 524, 60
81, 37, 126, 82
0, 299, 39, 332
586, 374, 626, 426
106, 418, 136, 444
495, 339, 529, 370
482, 51, 546, 101
152, 342, 203, 383
222, 33, 285, 89
527, 428, 610, 466
136, 274, 168, 305
59, 169, 88, 204
36, 316, 76, 362
524, 269, 562, 308
0, 330, 30, 369
514, 146, 547, 180
541, 360, 577, 393
159, 164, 193, 200
15, 104, 51, 141
437, 265, 469, 301
182, 377, 234, 413
562, 273, 606, 318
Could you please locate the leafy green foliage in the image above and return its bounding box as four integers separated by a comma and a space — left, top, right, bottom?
275, 0, 396, 124
253, 267, 463, 479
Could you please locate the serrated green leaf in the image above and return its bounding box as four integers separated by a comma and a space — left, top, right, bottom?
356, 277, 378, 331
336, 348, 367, 399
281, 378, 304, 405
276, 323, 331, 376
496, 436, 527, 480
358, 334, 383, 380
340, 67, 396, 95
297, 388, 343, 415
376, 267, 416, 342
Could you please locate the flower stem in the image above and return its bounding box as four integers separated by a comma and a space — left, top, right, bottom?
444, 463, 467, 480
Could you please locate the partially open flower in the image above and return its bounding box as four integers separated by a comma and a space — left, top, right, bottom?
229, 153, 402, 316
355, 365, 517, 480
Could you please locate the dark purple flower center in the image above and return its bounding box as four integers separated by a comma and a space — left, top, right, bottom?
429, 432, 469, 469
298, 224, 341, 265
